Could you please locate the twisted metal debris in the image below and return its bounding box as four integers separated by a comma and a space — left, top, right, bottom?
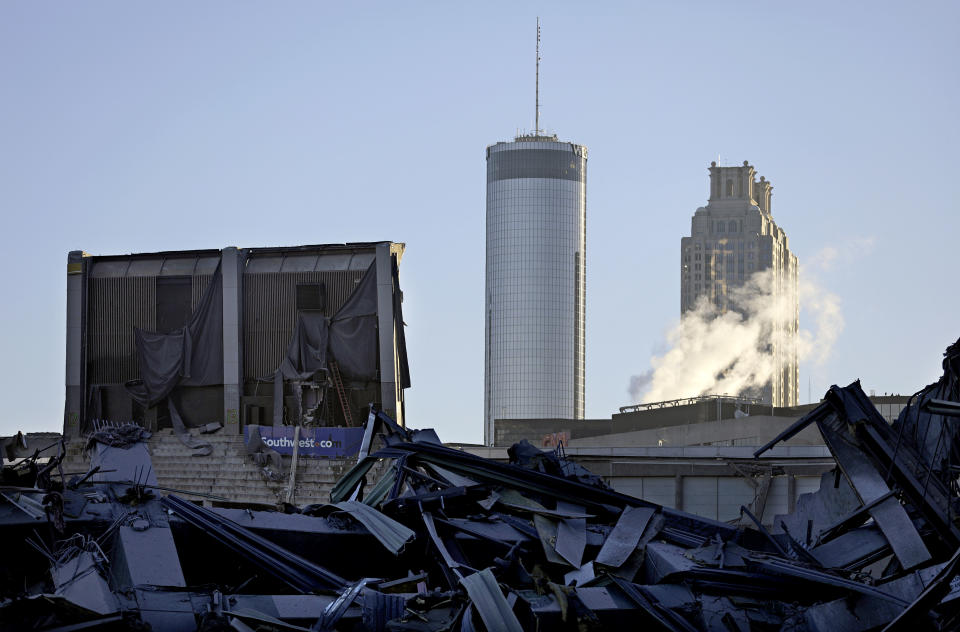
2, 338, 960, 630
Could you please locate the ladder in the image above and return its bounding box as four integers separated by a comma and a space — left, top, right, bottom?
329, 360, 354, 427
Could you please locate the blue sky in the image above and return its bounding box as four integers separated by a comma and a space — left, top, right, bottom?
1, 1, 957, 441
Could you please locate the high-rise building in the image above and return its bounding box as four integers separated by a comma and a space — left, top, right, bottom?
484, 134, 587, 444
680, 161, 798, 406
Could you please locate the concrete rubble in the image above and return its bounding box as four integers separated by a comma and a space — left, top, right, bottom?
3, 338, 960, 631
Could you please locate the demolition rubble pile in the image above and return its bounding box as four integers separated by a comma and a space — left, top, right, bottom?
3, 340, 960, 631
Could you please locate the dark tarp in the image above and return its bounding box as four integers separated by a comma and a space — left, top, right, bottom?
508, 439, 609, 489
87, 385, 104, 422
272, 312, 332, 426
272, 262, 382, 425
327, 261, 379, 382
272, 311, 331, 385
243, 425, 286, 481
125, 264, 224, 408
168, 398, 212, 456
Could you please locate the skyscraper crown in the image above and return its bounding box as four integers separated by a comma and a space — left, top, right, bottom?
707, 160, 773, 213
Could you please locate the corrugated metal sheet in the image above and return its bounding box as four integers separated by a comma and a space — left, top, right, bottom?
191, 274, 212, 310
333, 500, 415, 555
87, 275, 213, 384
86, 258, 369, 383
243, 270, 365, 379
460, 568, 524, 632
86, 276, 156, 384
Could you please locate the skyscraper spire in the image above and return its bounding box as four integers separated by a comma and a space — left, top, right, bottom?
535, 18, 541, 136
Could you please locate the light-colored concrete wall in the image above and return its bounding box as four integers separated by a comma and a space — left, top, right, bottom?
63, 251, 87, 440
222, 247, 242, 433
458, 443, 834, 527
376, 242, 406, 427
566, 415, 823, 448
606, 472, 819, 527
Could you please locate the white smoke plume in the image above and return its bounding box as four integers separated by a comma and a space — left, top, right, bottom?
628, 266, 844, 404
806, 237, 875, 274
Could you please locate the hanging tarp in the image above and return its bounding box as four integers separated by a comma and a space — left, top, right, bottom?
272, 262, 380, 425
125, 264, 224, 408
327, 261, 379, 381
271, 312, 331, 426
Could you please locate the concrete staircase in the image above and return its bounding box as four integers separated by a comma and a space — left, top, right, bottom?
61, 430, 362, 508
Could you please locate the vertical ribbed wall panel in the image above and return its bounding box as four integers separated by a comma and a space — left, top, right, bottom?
243, 270, 365, 378
191, 274, 212, 310
87, 276, 156, 384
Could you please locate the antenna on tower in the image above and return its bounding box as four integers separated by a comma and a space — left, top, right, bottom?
535, 17, 541, 136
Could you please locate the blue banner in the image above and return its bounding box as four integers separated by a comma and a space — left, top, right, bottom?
245, 425, 365, 458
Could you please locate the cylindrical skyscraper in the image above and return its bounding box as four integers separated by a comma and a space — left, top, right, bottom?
484, 135, 587, 444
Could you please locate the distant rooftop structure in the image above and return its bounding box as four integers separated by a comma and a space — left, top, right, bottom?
619, 394, 765, 414
514, 133, 559, 142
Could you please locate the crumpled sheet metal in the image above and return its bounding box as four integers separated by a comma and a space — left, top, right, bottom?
9, 338, 960, 631
553, 501, 586, 568
595, 506, 654, 569
350, 375, 960, 629
161, 494, 347, 593
459, 568, 523, 632
332, 500, 416, 555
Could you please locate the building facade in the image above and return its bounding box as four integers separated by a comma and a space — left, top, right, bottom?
63, 242, 409, 439
484, 135, 587, 444
680, 161, 799, 406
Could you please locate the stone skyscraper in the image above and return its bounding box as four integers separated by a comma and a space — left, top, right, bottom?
484, 135, 587, 445
680, 161, 798, 406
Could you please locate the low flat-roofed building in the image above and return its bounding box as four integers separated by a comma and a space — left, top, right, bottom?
477, 393, 911, 525
494, 394, 911, 449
